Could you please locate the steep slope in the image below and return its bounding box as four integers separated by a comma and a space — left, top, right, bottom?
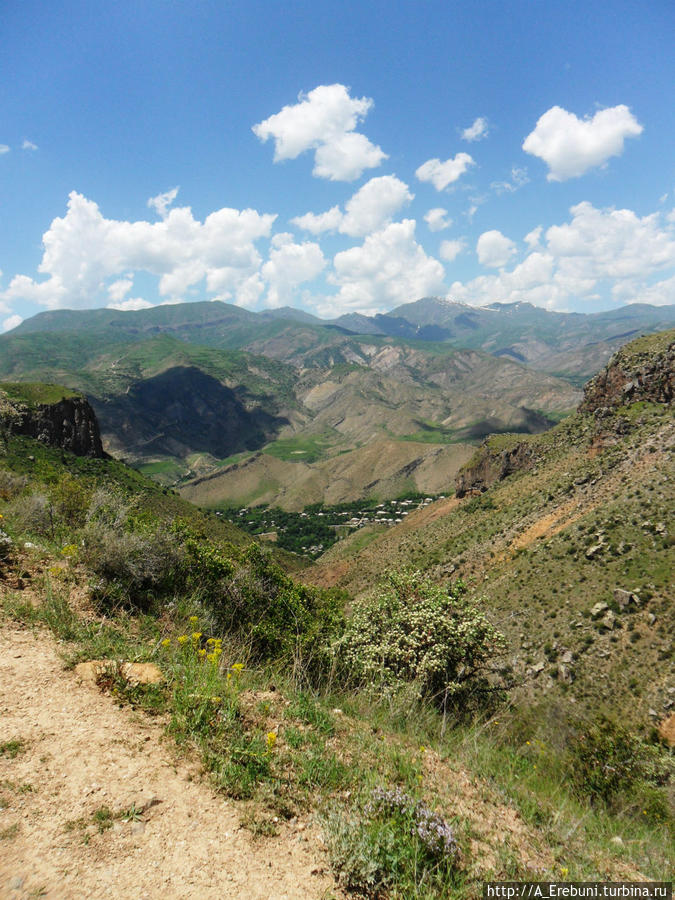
304, 330, 675, 726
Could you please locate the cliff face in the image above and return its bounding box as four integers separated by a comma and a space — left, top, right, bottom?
579, 330, 674, 413
454, 441, 536, 498
455, 329, 675, 498
15, 394, 105, 458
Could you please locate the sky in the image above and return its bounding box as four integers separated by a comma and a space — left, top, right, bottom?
1, 0, 674, 331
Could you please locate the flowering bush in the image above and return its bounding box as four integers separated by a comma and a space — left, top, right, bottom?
324, 783, 460, 896
337, 570, 505, 711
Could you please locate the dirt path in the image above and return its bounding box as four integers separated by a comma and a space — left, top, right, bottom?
0, 625, 336, 900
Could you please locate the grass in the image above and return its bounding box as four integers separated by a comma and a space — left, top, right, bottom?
262, 432, 337, 463
2, 573, 672, 888
0, 381, 81, 408
0, 738, 27, 759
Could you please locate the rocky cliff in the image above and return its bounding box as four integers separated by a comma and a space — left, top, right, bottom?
1, 384, 105, 458
455, 329, 675, 497
578, 329, 674, 412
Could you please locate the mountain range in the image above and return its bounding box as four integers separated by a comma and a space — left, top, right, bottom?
1, 297, 673, 508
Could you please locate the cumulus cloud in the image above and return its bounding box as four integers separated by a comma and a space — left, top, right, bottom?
107, 278, 134, 303
291, 206, 343, 235
107, 298, 153, 311
476, 230, 517, 268
522, 104, 643, 181
424, 208, 452, 232
327, 219, 446, 315
261, 237, 326, 307
524, 225, 543, 249
148, 186, 179, 219
461, 117, 488, 142
416, 152, 475, 191
339, 175, 413, 237
22, 139, 38, 151
292, 175, 413, 239
252, 84, 387, 181
0, 191, 276, 310
439, 239, 465, 262
2, 314, 22, 332
450, 202, 675, 310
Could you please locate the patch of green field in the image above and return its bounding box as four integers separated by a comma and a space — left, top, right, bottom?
396, 420, 458, 444
262, 433, 336, 463
0, 381, 82, 408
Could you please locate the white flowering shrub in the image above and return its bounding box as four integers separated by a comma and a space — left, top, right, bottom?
338, 570, 505, 710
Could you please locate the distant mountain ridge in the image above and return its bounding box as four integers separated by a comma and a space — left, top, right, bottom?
10, 297, 675, 379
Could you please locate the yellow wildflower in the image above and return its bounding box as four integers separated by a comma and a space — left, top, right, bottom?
227, 672, 232, 681
198, 648, 206, 659
192, 631, 202, 642
211, 696, 222, 704
232, 663, 244, 674
560, 868, 569, 879
177, 635, 188, 645
266, 732, 277, 751
161, 638, 171, 649
189, 616, 199, 624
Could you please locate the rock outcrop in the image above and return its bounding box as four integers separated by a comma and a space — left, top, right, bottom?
455, 440, 536, 498
2, 386, 106, 458
579, 330, 674, 413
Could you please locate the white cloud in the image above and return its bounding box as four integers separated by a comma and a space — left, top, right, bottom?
107, 298, 153, 311
340, 175, 413, 237
522, 104, 643, 181
22, 139, 38, 151
261, 238, 326, 307
0, 191, 277, 310
328, 219, 446, 315
415, 152, 474, 191
424, 208, 452, 232
524, 225, 543, 249
439, 239, 465, 262
107, 278, 134, 303
0, 145, 9, 155
449, 202, 675, 310
491, 166, 529, 194
148, 186, 179, 219
476, 230, 517, 268
291, 175, 413, 239
2, 314, 22, 332
291, 206, 342, 235
461, 117, 488, 142
252, 84, 387, 181
546, 201, 675, 280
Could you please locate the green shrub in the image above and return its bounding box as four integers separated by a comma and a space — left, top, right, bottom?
50, 474, 92, 527
337, 570, 505, 713
324, 785, 460, 897
6, 492, 55, 538
80, 521, 184, 610
568, 715, 673, 809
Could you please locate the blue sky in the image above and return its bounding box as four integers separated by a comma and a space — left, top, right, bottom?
1, 0, 674, 329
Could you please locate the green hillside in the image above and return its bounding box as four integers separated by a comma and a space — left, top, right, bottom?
305, 331, 675, 728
